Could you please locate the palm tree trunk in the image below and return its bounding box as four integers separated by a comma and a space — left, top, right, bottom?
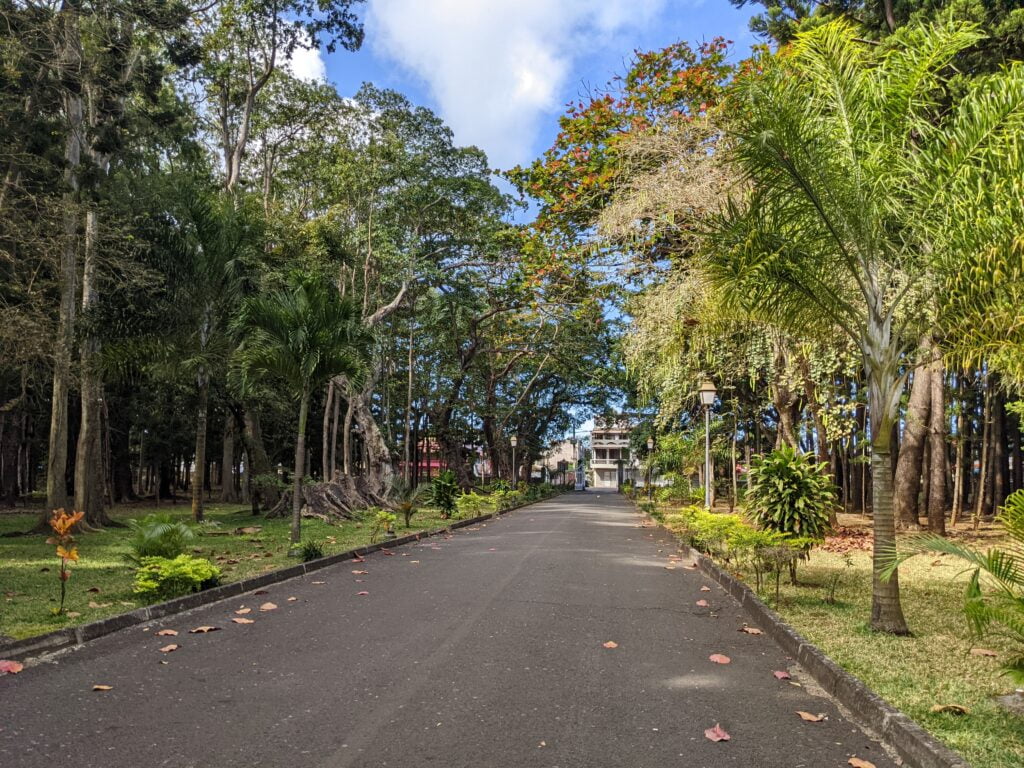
292, 392, 310, 545
191, 369, 209, 523
926, 349, 947, 534
864, 316, 910, 635
894, 338, 932, 530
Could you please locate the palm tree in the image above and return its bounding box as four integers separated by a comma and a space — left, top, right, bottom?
710, 20, 1024, 633
235, 274, 368, 546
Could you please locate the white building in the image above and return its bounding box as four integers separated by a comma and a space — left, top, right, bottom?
589, 416, 639, 489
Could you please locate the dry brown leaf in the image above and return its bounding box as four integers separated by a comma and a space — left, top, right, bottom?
259, 602, 278, 612
708, 654, 731, 664
773, 670, 791, 680
696, 599, 709, 607
0, 660, 24, 675
92, 684, 113, 691
602, 641, 618, 649
739, 626, 764, 635
703, 723, 730, 742
312, 581, 326, 585
796, 711, 826, 722
356, 591, 369, 596
351, 569, 369, 575
287, 597, 297, 602
970, 647, 997, 657
235, 608, 251, 615
159, 644, 179, 653
700, 586, 711, 592
231, 617, 254, 625
156, 629, 178, 637
189, 625, 220, 634
848, 758, 877, 768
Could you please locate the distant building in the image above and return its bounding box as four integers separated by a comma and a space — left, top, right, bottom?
538, 439, 581, 484
590, 416, 639, 489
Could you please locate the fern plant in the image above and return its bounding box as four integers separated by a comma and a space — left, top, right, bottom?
883, 490, 1024, 683
124, 515, 197, 565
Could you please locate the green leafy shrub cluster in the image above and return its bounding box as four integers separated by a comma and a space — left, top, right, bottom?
300, 539, 325, 562
125, 514, 197, 565
746, 446, 835, 540
654, 473, 705, 506
429, 471, 460, 519
132, 555, 220, 602
456, 491, 497, 518
369, 509, 397, 542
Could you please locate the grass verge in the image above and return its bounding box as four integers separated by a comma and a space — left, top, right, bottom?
1, 503, 458, 642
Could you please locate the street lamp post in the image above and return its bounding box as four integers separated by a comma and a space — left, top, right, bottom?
699, 379, 717, 509
646, 436, 654, 501
510, 435, 518, 486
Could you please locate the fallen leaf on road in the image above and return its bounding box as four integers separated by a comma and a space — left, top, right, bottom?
231, 618, 254, 625
488, 548, 497, 551
410, 560, 420, 564
382, 550, 395, 556
189, 626, 220, 634
930, 704, 969, 715
773, 670, 791, 680
664, 566, 676, 570
254, 590, 269, 595
234, 608, 251, 615
287, 597, 297, 602
0, 660, 24, 675
357, 591, 369, 596
848, 758, 876, 768
351, 555, 365, 563
970, 647, 997, 657
92, 684, 113, 691
538, 740, 546, 748
156, 629, 178, 637
352, 569, 368, 575
704, 723, 730, 742
700, 586, 711, 592
709, 654, 731, 664
159, 644, 179, 653
696, 600, 709, 607
312, 581, 326, 585
602, 641, 618, 649
259, 602, 277, 611
796, 711, 826, 722
738, 626, 764, 636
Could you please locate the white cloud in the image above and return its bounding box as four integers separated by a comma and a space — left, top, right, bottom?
367, 0, 667, 169
286, 44, 328, 82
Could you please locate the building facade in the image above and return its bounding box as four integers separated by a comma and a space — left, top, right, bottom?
589, 416, 638, 489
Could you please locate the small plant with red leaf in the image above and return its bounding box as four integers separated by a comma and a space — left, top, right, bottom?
47, 509, 84, 615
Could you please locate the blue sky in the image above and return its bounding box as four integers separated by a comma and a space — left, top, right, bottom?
289, 0, 756, 172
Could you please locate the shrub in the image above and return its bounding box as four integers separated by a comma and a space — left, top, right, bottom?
747, 446, 834, 541
429, 471, 460, 519
388, 477, 429, 527
125, 514, 197, 565
300, 539, 325, 562
369, 509, 397, 542
48, 508, 84, 615
456, 491, 497, 518
133, 555, 220, 602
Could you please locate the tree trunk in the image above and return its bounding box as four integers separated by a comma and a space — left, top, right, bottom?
321, 380, 333, 481
291, 392, 310, 545
973, 378, 991, 530
75, 209, 109, 526
46, 5, 83, 516
864, 315, 910, 635
894, 340, 932, 530
992, 388, 1008, 513
220, 416, 239, 502
191, 370, 209, 522
927, 349, 946, 534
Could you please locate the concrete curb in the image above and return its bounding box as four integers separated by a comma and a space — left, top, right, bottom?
0, 492, 566, 662
637, 507, 971, 768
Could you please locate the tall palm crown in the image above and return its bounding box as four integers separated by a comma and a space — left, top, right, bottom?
711, 19, 1024, 633
236, 276, 368, 399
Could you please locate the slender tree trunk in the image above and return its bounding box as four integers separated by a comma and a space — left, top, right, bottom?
330, 390, 340, 481
404, 326, 414, 483
191, 370, 209, 523
75, 208, 109, 526
894, 340, 932, 530
46, 4, 83, 516
342, 395, 354, 476
220, 417, 239, 502
927, 349, 946, 534
973, 377, 991, 530
291, 392, 310, 545
864, 314, 910, 634
992, 388, 1007, 513
321, 380, 334, 481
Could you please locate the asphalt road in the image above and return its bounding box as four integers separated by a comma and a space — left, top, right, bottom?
1, 491, 896, 768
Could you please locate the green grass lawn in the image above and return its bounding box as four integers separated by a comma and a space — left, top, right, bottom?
0, 502, 457, 642
696, 525, 1024, 768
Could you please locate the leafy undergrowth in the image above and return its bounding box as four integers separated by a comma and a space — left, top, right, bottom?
0, 502, 457, 641
734, 534, 1023, 768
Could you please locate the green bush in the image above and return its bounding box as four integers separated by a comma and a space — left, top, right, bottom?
124, 514, 197, 565
369, 509, 397, 542
133, 555, 220, 602
456, 491, 497, 518
388, 477, 429, 527
747, 446, 835, 541
429, 471, 460, 519
300, 539, 325, 562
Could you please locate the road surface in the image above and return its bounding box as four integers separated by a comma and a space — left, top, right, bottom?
1, 491, 895, 768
